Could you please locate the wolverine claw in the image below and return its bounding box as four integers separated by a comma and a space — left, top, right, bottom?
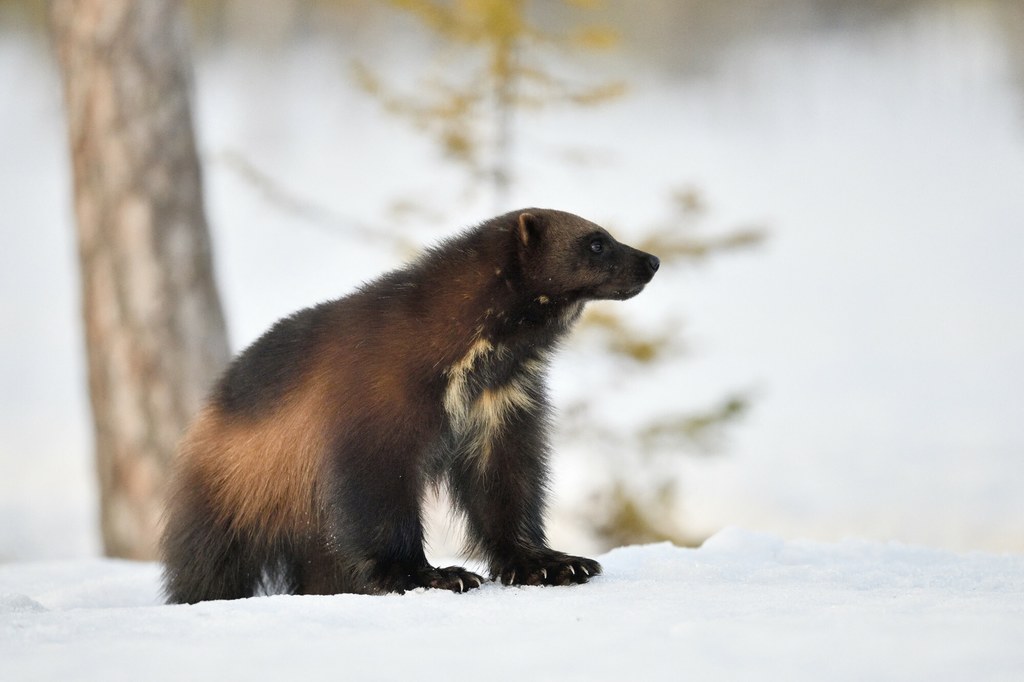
493, 552, 602, 587
422, 566, 484, 593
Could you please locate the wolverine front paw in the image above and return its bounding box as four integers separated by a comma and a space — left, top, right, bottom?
418, 565, 484, 594
492, 552, 602, 587
369, 564, 483, 594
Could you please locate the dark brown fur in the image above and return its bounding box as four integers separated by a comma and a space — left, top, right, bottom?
161, 209, 659, 603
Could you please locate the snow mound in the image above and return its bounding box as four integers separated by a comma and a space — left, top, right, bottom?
1, 529, 1022, 681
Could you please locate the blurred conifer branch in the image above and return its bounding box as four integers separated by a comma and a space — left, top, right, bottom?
566, 186, 766, 549
591, 482, 701, 548
216, 149, 418, 252
356, 0, 625, 210
639, 395, 751, 455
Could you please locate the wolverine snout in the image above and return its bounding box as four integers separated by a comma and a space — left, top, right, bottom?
646, 254, 660, 275
632, 249, 659, 284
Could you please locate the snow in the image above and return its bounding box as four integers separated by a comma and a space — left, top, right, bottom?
2, 529, 1022, 681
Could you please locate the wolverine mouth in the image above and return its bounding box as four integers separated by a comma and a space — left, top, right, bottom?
609, 284, 646, 300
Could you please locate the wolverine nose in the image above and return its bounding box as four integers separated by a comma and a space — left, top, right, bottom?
646, 255, 660, 274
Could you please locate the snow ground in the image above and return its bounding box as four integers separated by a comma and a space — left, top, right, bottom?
2, 528, 1022, 682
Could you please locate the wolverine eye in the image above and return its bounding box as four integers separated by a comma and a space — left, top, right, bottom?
589, 239, 604, 254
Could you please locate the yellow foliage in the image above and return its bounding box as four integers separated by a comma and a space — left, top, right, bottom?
636, 228, 764, 264
386, 0, 459, 38
569, 81, 628, 106
580, 308, 674, 364
442, 129, 475, 162
592, 483, 701, 549
639, 396, 750, 454
571, 25, 620, 50
366, 0, 624, 201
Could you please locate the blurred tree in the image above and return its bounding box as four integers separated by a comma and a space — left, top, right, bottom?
356, 0, 624, 211
50, 0, 230, 559
568, 187, 763, 548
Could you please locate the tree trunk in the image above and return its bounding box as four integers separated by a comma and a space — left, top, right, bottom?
50, 0, 230, 559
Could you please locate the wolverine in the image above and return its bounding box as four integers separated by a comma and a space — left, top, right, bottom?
161, 208, 659, 603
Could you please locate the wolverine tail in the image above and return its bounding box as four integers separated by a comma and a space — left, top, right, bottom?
160, 477, 259, 603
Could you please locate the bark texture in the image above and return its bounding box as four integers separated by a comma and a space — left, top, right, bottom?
51, 0, 230, 559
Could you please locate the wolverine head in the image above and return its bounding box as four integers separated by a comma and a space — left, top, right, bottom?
514, 209, 659, 303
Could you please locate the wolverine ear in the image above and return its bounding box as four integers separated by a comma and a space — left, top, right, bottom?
517, 212, 542, 247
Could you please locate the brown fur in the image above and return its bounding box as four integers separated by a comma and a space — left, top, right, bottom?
182, 393, 325, 539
